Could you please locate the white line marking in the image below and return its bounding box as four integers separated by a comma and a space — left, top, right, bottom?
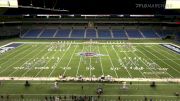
0, 45, 34, 74
122, 46, 146, 78
9, 45, 46, 76
140, 45, 180, 74
34, 47, 60, 77
62, 44, 78, 76
0, 94, 178, 98
20, 45, 49, 77
104, 45, 118, 78
0, 45, 30, 67
97, 45, 105, 76
48, 44, 71, 77
131, 47, 160, 78
152, 45, 180, 67
0, 44, 25, 61
112, 45, 132, 78
76, 44, 85, 77
136, 47, 173, 78
89, 44, 92, 78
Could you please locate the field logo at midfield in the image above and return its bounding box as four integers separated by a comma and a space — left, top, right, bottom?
77, 52, 107, 57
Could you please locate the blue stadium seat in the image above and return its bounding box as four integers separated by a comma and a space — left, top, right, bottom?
176, 33, 180, 42
126, 29, 143, 38
112, 29, 127, 39
23, 29, 42, 38
55, 29, 71, 38
156, 30, 175, 38
71, 29, 85, 38
98, 29, 112, 39
140, 29, 159, 38
39, 29, 56, 38
86, 29, 97, 38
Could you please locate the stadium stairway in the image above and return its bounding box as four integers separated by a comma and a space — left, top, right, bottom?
112, 29, 128, 40
155, 30, 175, 38
138, 29, 145, 38
23, 29, 42, 38
54, 29, 71, 38
140, 29, 160, 38
126, 29, 144, 38
39, 29, 57, 38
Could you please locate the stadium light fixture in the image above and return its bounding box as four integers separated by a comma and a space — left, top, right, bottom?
37, 14, 61, 17
130, 15, 154, 17
81, 15, 110, 17
117, 15, 124, 17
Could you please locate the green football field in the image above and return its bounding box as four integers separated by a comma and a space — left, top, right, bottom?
0, 41, 179, 79
0, 40, 180, 101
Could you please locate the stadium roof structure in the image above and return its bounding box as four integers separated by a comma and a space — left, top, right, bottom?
0, 0, 180, 15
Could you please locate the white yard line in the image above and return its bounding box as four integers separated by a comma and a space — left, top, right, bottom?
0, 45, 30, 66
0, 44, 26, 61
97, 45, 104, 76
8, 45, 46, 77
0, 45, 35, 74
48, 44, 71, 77
131, 48, 160, 78
136, 48, 173, 78
104, 45, 118, 78
0, 77, 180, 82
11, 41, 175, 45
111, 45, 132, 78
123, 47, 146, 78
140, 45, 180, 74
76, 44, 85, 77
89, 44, 92, 78
152, 46, 180, 67
34, 47, 60, 77
171, 43, 180, 48
0, 93, 178, 98
147, 47, 180, 73
62, 45, 78, 76
3, 82, 179, 85
152, 59, 180, 60
20, 46, 49, 77
158, 45, 180, 57
0, 42, 14, 48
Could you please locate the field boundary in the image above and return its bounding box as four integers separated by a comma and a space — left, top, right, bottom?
0, 77, 180, 82
1, 41, 179, 47
0, 42, 179, 82
0, 94, 178, 98
12, 41, 175, 45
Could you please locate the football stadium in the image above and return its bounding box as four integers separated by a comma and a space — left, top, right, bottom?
0, 0, 180, 101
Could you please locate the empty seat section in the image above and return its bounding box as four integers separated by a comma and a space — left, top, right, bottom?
39, 29, 56, 38
141, 29, 159, 38
176, 33, 180, 42
55, 29, 71, 37
112, 29, 127, 39
126, 29, 143, 38
71, 29, 85, 38
98, 29, 111, 39
86, 29, 97, 38
24, 29, 42, 38
161, 30, 174, 38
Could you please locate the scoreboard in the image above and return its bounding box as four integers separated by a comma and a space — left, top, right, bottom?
166, 0, 180, 9
0, 0, 18, 8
